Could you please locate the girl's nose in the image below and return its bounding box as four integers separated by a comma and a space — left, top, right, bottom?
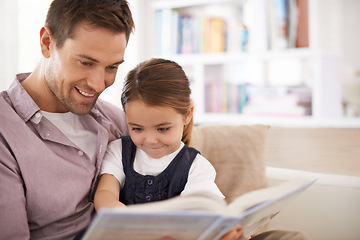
144, 132, 158, 145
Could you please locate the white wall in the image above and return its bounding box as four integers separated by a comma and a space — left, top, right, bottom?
0, 0, 18, 91
341, 0, 360, 83
312, 0, 360, 83
0, 0, 52, 91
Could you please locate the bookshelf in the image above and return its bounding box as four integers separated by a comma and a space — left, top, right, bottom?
140, 0, 351, 127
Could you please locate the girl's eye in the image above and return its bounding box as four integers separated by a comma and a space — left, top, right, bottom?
158, 127, 169, 133
131, 127, 143, 132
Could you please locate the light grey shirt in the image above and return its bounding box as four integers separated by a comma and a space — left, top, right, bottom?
0, 73, 128, 239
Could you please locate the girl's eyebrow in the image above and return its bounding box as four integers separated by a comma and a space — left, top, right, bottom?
155, 122, 171, 127
128, 123, 142, 127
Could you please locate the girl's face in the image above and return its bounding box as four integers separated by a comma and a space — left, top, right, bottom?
125, 100, 192, 159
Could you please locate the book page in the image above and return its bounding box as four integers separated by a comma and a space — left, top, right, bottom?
226, 178, 316, 215
118, 192, 227, 214
226, 178, 317, 237
83, 210, 223, 240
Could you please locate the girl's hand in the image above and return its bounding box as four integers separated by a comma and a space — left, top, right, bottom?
219, 225, 247, 240
161, 226, 247, 240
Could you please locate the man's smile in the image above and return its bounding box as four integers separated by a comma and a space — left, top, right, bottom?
76, 87, 96, 97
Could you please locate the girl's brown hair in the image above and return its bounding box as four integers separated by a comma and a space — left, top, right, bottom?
121, 58, 194, 146
45, 0, 135, 48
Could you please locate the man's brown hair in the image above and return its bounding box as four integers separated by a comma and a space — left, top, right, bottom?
45, 0, 135, 48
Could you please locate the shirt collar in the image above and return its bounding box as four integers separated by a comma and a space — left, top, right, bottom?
7, 73, 41, 123
7, 72, 102, 123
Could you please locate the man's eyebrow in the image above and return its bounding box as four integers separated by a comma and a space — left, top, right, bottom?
78, 54, 124, 65
78, 54, 99, 63
113, 60, 125, 65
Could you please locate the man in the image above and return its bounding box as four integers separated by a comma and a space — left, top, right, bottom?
0, 0, 134, 239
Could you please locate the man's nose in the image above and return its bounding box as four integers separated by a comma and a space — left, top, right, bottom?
87, 69, 106, 93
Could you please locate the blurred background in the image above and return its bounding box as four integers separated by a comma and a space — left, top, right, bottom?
1, 0, 359, 126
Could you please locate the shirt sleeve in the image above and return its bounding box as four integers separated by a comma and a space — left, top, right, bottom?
181, 154, 225, 201
100, 138, 126, 188
95, 99, 129, 139
0, 138, 30, 239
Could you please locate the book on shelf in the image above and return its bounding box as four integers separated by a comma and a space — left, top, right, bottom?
243, 85, 312, 118
153, 0, 309, 55
155, 9, 180, 56
209, 17, 226, 53
205, 82, 248, 114
296, 0, 309, 48
287, 0, 298, 48
180, 15, 193, 54
154, 9, 227, 55
83, 178, 316, 240
204, 82, 311, 117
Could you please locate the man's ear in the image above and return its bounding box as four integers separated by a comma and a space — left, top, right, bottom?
40, 26, 53, 58
184, 103, 194, 125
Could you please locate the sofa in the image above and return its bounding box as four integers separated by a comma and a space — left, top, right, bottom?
191, 124, 360, 240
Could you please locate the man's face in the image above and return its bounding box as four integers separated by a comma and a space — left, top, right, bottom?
44, 23, 127, 114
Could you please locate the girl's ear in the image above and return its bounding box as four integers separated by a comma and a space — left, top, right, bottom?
184, 103, 194, 125
40, 26, 54, 58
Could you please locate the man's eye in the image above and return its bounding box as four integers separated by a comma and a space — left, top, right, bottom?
158, 128, 169, 133
107, 66, 118, 71
80, 61, 92, 66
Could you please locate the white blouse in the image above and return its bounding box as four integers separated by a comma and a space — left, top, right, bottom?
101, 139, 225, 201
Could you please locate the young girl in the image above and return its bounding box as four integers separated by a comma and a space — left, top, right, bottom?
94, 58, 244, 240
94, 58, 225, 208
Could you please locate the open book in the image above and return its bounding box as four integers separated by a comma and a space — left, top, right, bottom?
83, 177, 316, 240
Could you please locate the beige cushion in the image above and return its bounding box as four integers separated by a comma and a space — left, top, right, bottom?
191, 124, 270, 203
